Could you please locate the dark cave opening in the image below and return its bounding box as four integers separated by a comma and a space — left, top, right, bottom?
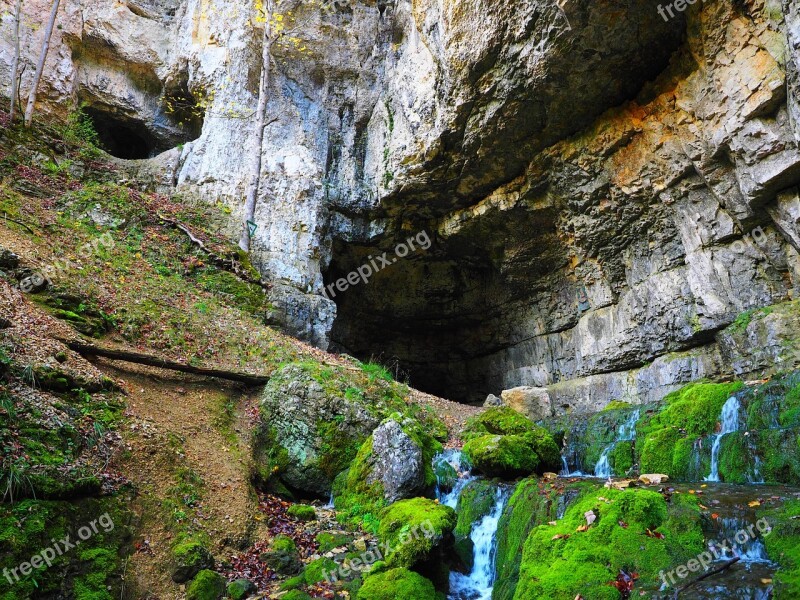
326, 204, 564, 405
85, 108, 162, 160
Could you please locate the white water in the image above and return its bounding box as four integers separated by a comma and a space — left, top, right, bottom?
435, 450, 475, 509
449, 487, 509, 600
593, 409, 640, 478
705, 397, 741, 482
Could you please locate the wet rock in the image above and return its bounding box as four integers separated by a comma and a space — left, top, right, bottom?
171, 542, 214, 584
484, 394, 502, 407
501, 387, 553, 421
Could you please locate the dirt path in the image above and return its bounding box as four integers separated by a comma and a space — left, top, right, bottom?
102, 362, 265, 599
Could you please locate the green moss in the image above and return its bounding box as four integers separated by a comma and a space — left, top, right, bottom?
609, 440, 634, 475
494, 479, 565, 600
603, 400, 631, 412
316, 532, 353, 553
357, 568, 436, 600
271, 535, 297, 554
281, 591, 313, 600
186, 570, 226, 600
463, 434, 538, 478
762, 500, 800, 598
287, 504, 317, 521
304, 557, 338, 585
280, 575, 305, 590
521, 428, 562, 472
333, 436, 387, 533
512, 487, 704, 600
453, 479, 498, 568
171, 541, 214, 583
462, 407, 534, 440
637, 382, 742, 479
226, 579, 256, 600
0, 497, 131, 600
377, 498, 457, 568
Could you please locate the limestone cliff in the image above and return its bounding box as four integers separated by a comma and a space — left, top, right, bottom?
4, 0, 800, 410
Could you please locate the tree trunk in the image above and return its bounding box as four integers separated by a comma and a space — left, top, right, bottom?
238, 0, 274, 252
9, 0, 22, 122
64, 341, 271, 386
23, 0, 60, 128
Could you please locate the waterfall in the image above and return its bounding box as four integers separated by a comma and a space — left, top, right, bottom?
705, 397, 741, 482
593, 409, 640, 478
449, 487, 510, 600
435, 450, 475, 508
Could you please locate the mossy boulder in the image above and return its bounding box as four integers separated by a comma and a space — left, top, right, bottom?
287, 504, 317, 521
433, 457, 458, 493
226, 578, 256, 600
494, 479, 565, 600
256, 363, 445, 496
377, 498, 457, 568
186, 570, 226, 600
304, 557, 338, 585
357, 568, 437, 600
316, 532, 354, 553
636, 382, 743, 479
462, 435, 538, 478
259, 535, 302, 576
463, 407, 534, 439
453, 479, 499, 568
334, 417, 443, 531
513, 487, 704, 599
172, 541, 215, 583
281, 591, 313, 600
762, 500, 800, 598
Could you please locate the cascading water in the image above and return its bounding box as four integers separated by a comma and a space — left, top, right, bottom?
593, 409, 640, 478
705, 397, 741, 482
449, 486, 510, 600
435, 450, 475, 508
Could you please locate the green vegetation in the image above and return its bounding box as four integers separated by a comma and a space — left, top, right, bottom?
513, 488, 704, 599
494, 479, 571, 600
636, 382, 742, 478
463, 434, 539, 478
453, 479, 498, 568
357, 567, 437, 600
763, 500, 800, 598
377, 498, 457, 568
186, 569, 226, 600
304, 557, 338, 585
287, 504, 317, 521
333, 436, 387, 533
171, 541, 214, 583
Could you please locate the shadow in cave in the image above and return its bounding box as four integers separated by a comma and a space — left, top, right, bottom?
85, 108, 162, 160
325, 205, 565, 405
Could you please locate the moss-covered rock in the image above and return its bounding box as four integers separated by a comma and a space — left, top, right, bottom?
172, 541, 215, 583
287, 504, 317, 521
281, 591, 313, 600
493, 479, 567, 600
256, 363, 446, 497
260, 535, 302, 576
357, 567, 437, 600
636, 382, 742, 479
762, 500, 800, 598
609, 440, 634, 475
316, 532, 354, 553
512, 487, 704, 600
377, 498, 456, 568
332, 436, 387, 533
186, 570, 226, 600
462, 407, 534, 440
453, 479, 498, 568
304, 557, 338, 585
0, 497, 131, 600
226, 578, 256, 600
462, 434, 538, 478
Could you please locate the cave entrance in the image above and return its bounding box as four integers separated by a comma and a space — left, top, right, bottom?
85, 108, 162, 160
325, 204, 563, 405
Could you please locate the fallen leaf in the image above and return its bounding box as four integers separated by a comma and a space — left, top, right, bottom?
585, 510, 597, 525
749, 500, 761, 507
711, 513, 720, 520
576, 525, 589, 532
552, 533, 570, 541
645, 529, 666, 539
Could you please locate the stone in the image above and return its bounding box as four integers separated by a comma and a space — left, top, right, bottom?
185, 570, 226, 600
171, 541, 214, 584
484, 394, 503, 407
226, 579, 256, 600
366, 419, 425, 504
500, 387, 553, 421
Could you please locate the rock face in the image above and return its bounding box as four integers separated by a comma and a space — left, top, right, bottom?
366, 419, 425, 503
6, 0, 800, 410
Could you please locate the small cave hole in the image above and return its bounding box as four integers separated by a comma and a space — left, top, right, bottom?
85, 109, 161, 160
